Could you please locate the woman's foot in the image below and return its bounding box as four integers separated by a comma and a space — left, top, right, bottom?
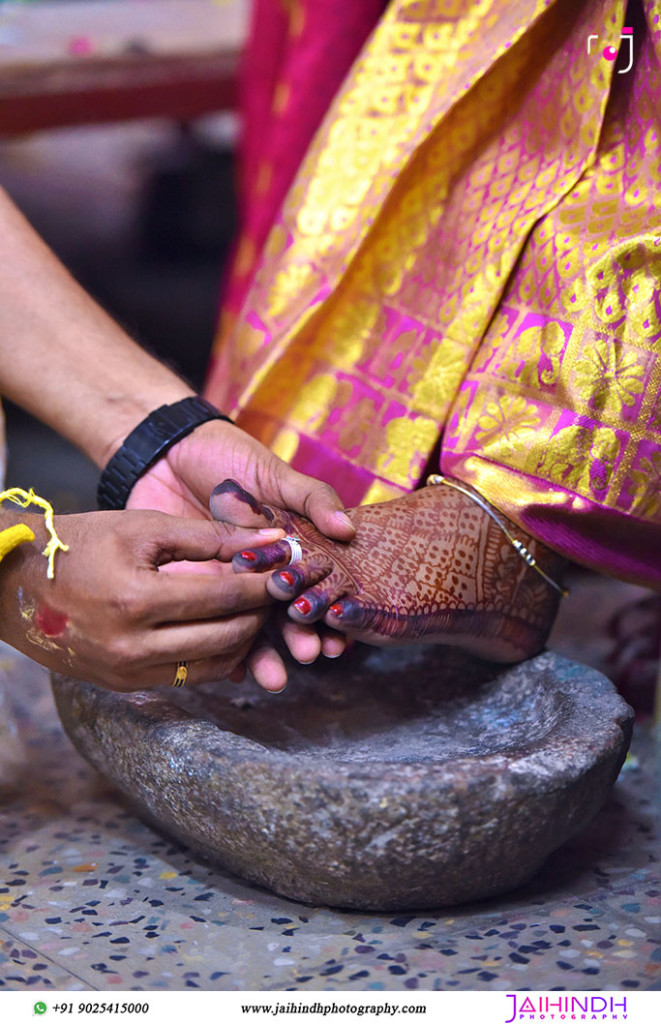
211, 479, 566, 663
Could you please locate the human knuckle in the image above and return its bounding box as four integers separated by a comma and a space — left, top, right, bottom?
208, 654, 242, 681
211, 581, 238, 613
308, 480, 335, 507
102, 634, 140, 671
317, 480, 337, 500
111, 581, 150, 622
213, 620, 249, 651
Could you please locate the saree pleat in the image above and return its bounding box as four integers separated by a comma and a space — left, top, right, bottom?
219, 0, 386, 335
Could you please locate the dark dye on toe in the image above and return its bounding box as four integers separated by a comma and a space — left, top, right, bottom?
210, 479, 274, 521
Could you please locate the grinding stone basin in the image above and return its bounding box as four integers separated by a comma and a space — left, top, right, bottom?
51, 647, 633, 911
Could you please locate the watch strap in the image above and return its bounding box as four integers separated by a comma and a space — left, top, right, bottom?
97, 396, 232, 510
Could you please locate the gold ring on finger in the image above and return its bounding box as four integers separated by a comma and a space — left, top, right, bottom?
171, 661, 188, 688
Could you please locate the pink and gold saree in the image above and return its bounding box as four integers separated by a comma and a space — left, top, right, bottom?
206, 0, 661, 588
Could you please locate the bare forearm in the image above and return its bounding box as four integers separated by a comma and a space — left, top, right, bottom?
0, 188, 193, 466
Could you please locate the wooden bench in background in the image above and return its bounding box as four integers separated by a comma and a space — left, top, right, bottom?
0, 0, 248, 136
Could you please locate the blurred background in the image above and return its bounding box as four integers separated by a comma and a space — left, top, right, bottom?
0, 0, 249, 510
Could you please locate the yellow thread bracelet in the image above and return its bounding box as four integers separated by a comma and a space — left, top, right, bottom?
0, 523, 35, 566
0, 488, 68, 579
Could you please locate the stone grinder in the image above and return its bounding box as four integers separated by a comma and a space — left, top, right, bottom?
52, 646, 633, 911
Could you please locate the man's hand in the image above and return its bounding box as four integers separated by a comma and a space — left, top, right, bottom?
126, 419, 353, 684
0, 509, 284, 692
127, 419, 355, 539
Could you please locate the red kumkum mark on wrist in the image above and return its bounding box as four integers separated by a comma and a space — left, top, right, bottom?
34, 605, 69, 637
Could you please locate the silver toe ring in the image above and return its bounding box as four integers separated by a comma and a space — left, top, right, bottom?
283, 535, 303, 564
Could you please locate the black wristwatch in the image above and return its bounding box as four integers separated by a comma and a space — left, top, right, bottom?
97, 396, 233, 510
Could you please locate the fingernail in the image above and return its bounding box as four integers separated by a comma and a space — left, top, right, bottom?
329, 603, 344, 617
323, 650, 343, 659
240, 550, 258, 562
279, 570, 295, 586
294, 596, 312, 615
258, 528, 283, 537
334, 511, 353, 529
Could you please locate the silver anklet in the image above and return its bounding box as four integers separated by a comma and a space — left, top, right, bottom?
426, 474, 569, 597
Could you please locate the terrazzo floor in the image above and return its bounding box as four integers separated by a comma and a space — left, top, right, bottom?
0, 641, 659, 993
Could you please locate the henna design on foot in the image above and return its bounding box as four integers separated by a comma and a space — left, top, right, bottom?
224, 482, 566, 662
